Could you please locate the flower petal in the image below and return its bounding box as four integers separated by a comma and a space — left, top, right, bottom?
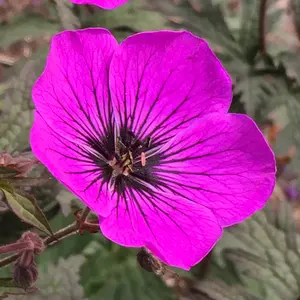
70, 0, 128, 9
30, 112, 113, 217
155, 113, 276, 227
32, 28, 118, 145
109, 30, 232, 147
99, 190, 222, 270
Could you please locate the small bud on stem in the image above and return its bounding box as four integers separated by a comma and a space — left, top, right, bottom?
136, 247, 165, 275
13, 259, 38, 289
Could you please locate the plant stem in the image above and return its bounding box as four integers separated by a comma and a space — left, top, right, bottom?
0, 241, 32, 255
0, 207, 91, 268
258, 0, 267, 55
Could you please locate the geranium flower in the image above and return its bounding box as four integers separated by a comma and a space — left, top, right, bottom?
70, 0, 128, 9
30, 29, 276, 270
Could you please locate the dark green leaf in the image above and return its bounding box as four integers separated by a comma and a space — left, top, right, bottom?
80, 0, 167, 41
16, 255, 86, 300
278, 51, 300, 85
238, 0, 260, 63
151, 0, 243, 59
0, 15, 58, 48
185, 280, 263, 300
81, 242, 175, 300
234, 67, 293, 121
0, 61, 38, 152
54, 0, 80, 30
1, 189, 53, 236
290, 0, 300, 43
37, 212, 93, 265
214, 201, 300, 300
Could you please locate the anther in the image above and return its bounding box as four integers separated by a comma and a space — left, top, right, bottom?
141, 152, 146, 167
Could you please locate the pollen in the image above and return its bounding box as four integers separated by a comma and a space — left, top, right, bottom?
109, 151, 134, 177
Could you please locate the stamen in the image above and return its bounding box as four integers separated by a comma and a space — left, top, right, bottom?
109, 151, 134, 177
141, 152, 146, 167
145, 137, 151, 148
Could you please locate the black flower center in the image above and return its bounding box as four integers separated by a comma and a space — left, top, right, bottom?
86, 127, 161, 196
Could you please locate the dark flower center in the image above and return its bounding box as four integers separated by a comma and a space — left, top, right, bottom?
86, 127, 161, 196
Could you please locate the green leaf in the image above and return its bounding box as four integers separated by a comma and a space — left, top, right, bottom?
0, 181, 14, 194
37, 212, 93, 265
0, 15, 58, 48
290, 0, 300, 44
209, 256, 242, 286
0, 174, 60, 244
81, 242, 175, 300
54, 0, 80, 30
185, 280, 263, 300
35, 256, 86, 300
4, 256, 86, 300
152, 0, 243, 59
238, 0, 260, 63
1, 189, 53, 236
237, 0, 284, 63
80, 0, 167, 41
234, 64, 294, 122
214, 200, 300, 300
0, 278, 37, 300
4, 177, 51, 188
0, 61, 38, 152
278, 51, 300, 85
234, 72, 280, 118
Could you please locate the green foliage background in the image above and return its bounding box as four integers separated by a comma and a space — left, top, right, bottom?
1, 0, 300, 299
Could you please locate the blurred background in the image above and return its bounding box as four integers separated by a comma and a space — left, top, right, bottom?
1, 0, 300, 299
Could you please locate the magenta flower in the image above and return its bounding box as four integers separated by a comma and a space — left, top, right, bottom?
30, 29, 276, 270
70, 0, 128, 9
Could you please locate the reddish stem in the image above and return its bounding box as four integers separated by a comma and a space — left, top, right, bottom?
0, 241, 33, 255
259, 0, 267, 54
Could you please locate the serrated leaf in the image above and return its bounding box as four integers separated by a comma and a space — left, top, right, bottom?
290, 0, 300, 43
234, 73, 276, 118
0, 61, 39, 151
1, 189, 52, 236
214, 200, 300, 300
80, 0, 167, 41
185, 280, 263, 300
238, 0, 260, 63
36, 212, 93, 265
81, 242, 175, 300
54, 0, 80, 30
278, 51, 300, 85
151, 0, 243, 58
36, 255, 86, 300
5, 256, 86, 300
234, 68, 292, 121
237, 0, 284, 63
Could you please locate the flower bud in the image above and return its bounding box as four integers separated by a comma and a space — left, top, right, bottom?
13, 257, 38, 289
17, 250, 35, 268
0, 152, 38, 178
136, 248, 164, 275
21, 231, 45, 255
